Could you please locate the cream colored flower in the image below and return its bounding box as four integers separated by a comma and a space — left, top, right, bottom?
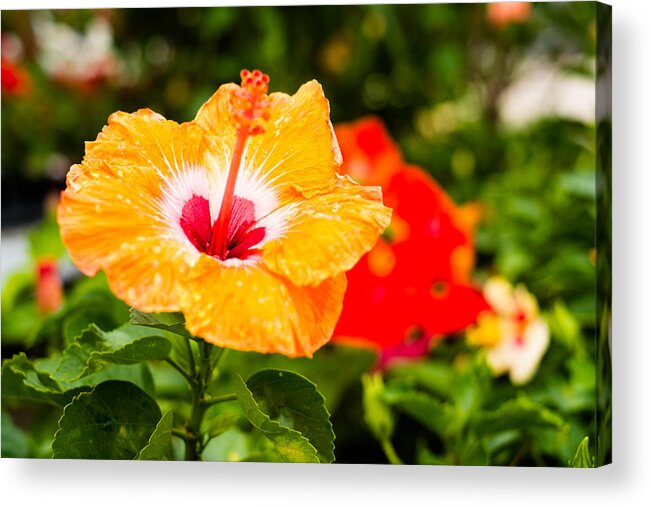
467, 276, 549, 385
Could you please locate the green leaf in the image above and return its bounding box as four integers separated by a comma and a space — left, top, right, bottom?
64, 363, 157, 399
1, 270, 35, 315
240, 449, 283, 462
221, 344, 376, 412
546, 301, 584, 354
531, 357, 595, 414
533, 422, 587, 465
1, 354, 156, 410
129, 308, 190, 338
2, 353, 83, 406
66, 273, 131, 333
484, 430, 521, 456
471, 396, 565, 436
27, 287, 130, 349
0, 271, 39, 346
129, 309, 196, 376
61, 295, 127, 345
235, 373, 320, 463
201, 426, 264, 462
136, 410, 174, 460
53, 323, 172, 382
52, 380, 162, 459
415, 442, 449, 465
557, 170, 596, 200
362, 373, 395, 442
455, 435, 490, 466
569, 436, 594, 468
450, 358, 492, 419
245, 369, 335, 463
203, 412, 239, 441
383, 388, 459, 438
388, 361, 455, 398
28, 210, 66, 260
2, 410, 31, 458
32, 355, 156, 399
1, 299, 40, 346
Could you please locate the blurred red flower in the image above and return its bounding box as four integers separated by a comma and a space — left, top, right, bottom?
333, 116, 402, 187
1, 57, 31, 96
333, 117, 488, 366
36, 258, 63, 315
487, 2, 532, 28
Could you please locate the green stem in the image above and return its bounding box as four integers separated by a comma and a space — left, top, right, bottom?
185, 339, 196, 377
168, 339, 228, 460
171, 428, 192, 442
164, 357, 194, 385
200, 342, 211, 382
184, 383, 207, 461
210, 347, 226, 371
382, 438, 403, 465
201, 393, 237, 407
182, 340, 222, 461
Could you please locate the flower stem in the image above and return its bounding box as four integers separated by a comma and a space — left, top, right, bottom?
184, 383, 207, 461
171, 428, 192, 442
201, 393, 237, 407
381, 438, 403, 465
185, 338, 196, 377
164, 357, 194, 384
210, 347, 227, 372
181, 341, 225, 461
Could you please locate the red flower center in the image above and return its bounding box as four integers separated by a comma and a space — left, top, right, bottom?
180, 194, 266, 260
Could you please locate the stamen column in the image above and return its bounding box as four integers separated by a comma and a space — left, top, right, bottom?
210, 69, 271, 258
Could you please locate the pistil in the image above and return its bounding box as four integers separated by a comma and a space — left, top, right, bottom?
210, 126, 249, 257
209, 69, 271, 259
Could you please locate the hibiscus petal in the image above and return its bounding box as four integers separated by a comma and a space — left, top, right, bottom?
179, 257, 346, 357
508, 319, 550, 385
193, 83, 238, 172
58, 109, 211, 312
195, 80, 342, 206
420, 283, 491, 336
262, 175, 392, 287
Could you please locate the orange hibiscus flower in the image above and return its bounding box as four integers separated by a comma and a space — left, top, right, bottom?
332, 117, 487, 364
58, 70, 391, 357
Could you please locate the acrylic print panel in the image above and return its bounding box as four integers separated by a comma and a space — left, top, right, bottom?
1, 2, 611, 467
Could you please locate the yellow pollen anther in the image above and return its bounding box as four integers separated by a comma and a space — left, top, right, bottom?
229, 68, 271, 136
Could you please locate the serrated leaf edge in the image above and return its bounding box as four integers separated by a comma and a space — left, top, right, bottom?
53, 324, 172, 382
245, 368, 336, 463
236, 374, 321, 463
136, 409, 174, 460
